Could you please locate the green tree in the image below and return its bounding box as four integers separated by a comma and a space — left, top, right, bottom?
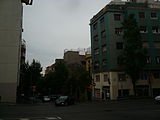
122, 14, 147, 96
66, 63, 92, 101
44, 62, 69, 95
29, 59, 42, 86
18, 59, 42, 101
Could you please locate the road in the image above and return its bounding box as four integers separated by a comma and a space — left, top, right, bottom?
0, 99, 160, 120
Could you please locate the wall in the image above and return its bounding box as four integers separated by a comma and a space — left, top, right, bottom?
0, 0, 22, 102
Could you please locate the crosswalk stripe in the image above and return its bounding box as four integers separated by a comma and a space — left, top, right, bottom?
57, 117, 62, 119
46, 117, 58, 120
0, 116, 62, 120
20, 118, 29, 120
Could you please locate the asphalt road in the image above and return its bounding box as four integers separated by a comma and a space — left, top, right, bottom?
0, 99, 160, 120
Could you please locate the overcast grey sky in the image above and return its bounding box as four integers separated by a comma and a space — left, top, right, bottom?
23, 0, 111, 69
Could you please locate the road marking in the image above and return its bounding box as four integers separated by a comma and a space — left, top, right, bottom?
20, 118, 30, 120
57, 117, 62, 119
46, 117, 58, 120
0, 116, 62, 120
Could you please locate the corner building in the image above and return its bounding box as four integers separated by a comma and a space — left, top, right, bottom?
0, 0, 30, 102
90, 0, 160, 100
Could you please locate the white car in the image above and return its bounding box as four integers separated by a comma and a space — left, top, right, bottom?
42, 96, 51, 102
155, 95, 160, 103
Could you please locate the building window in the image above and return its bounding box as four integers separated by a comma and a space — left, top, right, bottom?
101, 30, 106, 39
152, 26, 159, 33
146, 56, 151, 64
94, 61, 100, 69
139, 12, 145, 19
104, 74, 108, 82
156, 56, 160, 64
118, 73, 126, 81
115, 28, 122, 35
114, 14, 121, 21
142, 42, 149, 48
100, 17, 104, 24
140, 26, 147, 33
153, 72, 160, 79
116, 42, 123, 49
95, 89, 100, 98
139, 73, 148, 80
102, 45, 107, 52
94, 48, 99, 55
102, 59, 107, 66
93, 35, 98, 42
151, 12, 157, 19
155, 42, 160, 48
93, 23, 97, 30
95, 75, 100, 82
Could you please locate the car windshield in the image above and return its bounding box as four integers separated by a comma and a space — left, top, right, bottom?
59, 96, 68, 100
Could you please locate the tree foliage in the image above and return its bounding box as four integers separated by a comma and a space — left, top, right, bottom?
18, 59, 42, 99
122, 14, 147, 95
43, 62, 92, 101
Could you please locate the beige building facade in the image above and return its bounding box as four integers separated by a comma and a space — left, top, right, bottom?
0, 0, 23, 102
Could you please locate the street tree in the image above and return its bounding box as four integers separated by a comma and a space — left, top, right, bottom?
122, 14, 147, 95
18, 60, 42, 102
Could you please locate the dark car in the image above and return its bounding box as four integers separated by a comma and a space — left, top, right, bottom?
50, 95, 60, 102
55, 96, 74, 106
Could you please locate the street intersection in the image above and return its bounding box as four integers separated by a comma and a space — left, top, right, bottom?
0, 99, 160, 120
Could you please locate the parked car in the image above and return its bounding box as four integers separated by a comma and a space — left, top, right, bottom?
50, 95, 60, 102
42, 96, 51, 102
55, 96, 74, 106
155, 95, 160, 103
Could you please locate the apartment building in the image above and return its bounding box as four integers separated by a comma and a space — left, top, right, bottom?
90, 0, 160, 100
0, 0, 32, 102
64, 50, 86, 66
